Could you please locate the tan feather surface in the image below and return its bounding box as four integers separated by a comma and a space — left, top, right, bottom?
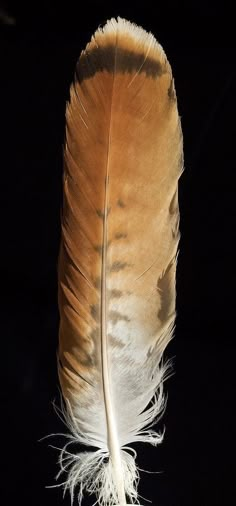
57, 17, 183, 506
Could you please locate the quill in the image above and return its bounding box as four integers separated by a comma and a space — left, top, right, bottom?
57, 17, 183, 506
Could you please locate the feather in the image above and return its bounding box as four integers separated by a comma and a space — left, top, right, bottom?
57, 17, 183, 506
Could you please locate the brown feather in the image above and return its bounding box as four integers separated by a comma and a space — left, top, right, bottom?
57, 17, 183, 506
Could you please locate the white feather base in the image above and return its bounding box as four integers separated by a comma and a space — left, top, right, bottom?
53, 358, 171, 506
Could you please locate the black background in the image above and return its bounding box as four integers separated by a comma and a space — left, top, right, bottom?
1, 2, 235, 506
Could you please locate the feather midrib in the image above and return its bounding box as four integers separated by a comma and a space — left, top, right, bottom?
100, 35, 126, 506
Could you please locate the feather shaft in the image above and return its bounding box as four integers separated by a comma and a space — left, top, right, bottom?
101, 167, 126, 504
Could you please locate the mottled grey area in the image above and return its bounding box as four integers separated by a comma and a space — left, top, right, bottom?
169, 189, 178, 215
117, 198, 126, 208
96, 209, 104, 219
110, 261, 130, 272
109, 289, 123, 298
90, 304, 100, 322
108, 310, 130, 324
94, 276, 101, 289
157, 262, 174, 323
94, 244, 102, 255
168, 78, 176, 101
107, 333, 124, 348
115, 232, 127, 240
